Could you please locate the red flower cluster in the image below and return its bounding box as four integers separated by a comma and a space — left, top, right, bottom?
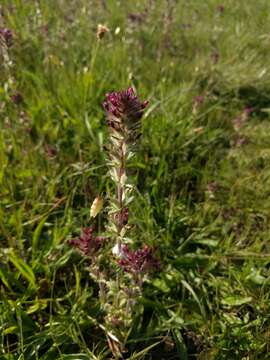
118, 244, 159, 274
11, 92, 23, 105
103, 87, 148, 130
114, 207, 129, 227
0, 28, 13, 47
69, 228, 105, 256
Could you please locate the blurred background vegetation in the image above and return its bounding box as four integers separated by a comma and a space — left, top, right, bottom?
1, 0, 270, 358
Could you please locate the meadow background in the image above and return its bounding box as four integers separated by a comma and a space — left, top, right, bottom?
1, 0, 270, 359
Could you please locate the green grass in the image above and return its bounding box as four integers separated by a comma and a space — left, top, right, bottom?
1, 0, 270, 358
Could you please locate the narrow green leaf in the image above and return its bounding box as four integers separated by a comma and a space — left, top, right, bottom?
32, 216, 48, 256
26, 299, 48, 314
3, 326, 18, 335
221, 296, 253, 306
172, 329, 188, 360
7, 251, 36, 289
0, 267, 11, 289
129, 341, 161, 359
181, 280, 206, 318
60, 355, 93, 360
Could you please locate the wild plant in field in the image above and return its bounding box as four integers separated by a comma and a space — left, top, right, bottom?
102, 88, 159, 355
0, 27, 13, 75
69, 87, 159, 357
102, 87, 149, 257
0, 27, 23, 105
0, 28, 13, 48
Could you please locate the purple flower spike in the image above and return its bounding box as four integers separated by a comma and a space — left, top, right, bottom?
11, 92, 23, 105
217, 5, 225, 13
103, 87, 148, 134
69, 227, 106, 256
118, 244, 160, 275
0, 28, 13, 47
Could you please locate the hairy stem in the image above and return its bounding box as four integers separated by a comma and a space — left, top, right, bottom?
116, 140, 126, 247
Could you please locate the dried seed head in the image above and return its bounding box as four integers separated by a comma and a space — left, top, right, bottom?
90, 196, 104, 218
97, 24, 110, 40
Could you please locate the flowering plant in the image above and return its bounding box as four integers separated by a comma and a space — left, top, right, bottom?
69, 87, 159, 358
0, 27, 13, 48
